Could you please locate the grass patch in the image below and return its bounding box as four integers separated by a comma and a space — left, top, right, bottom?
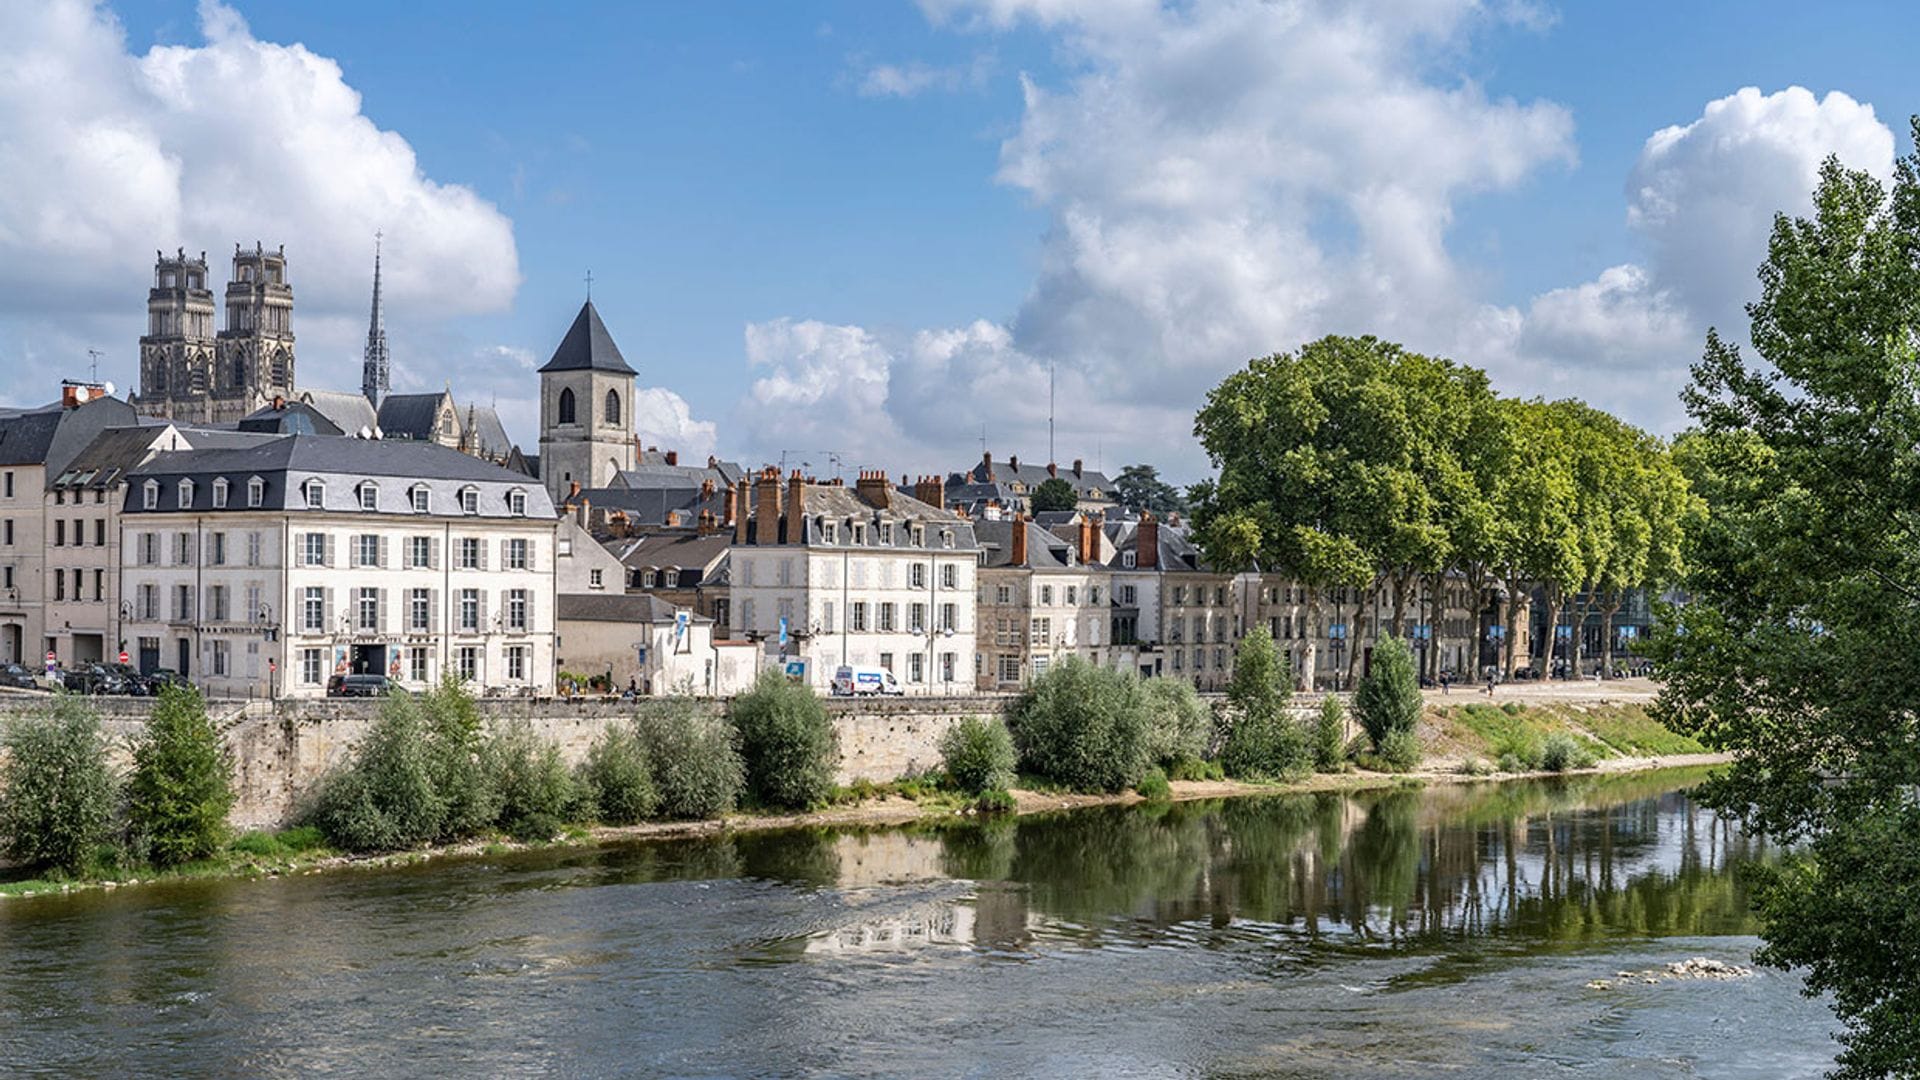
1575, 705, 1706, 756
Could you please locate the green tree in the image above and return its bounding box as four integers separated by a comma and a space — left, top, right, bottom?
1030, 476, 1078, 513
1114, 463, 1187, 517
1221, 627, 1305, 778
1647, 139, 1920, 1078
939, 716, 1017, 795
638, 701, 744, 820
309, 695, 446, 852
1312, 694, 1347, 772
729, 671, 837, 810
1007, 657, 1151, 792
0, 696, 117, 875
1354, 637, 1421, 768
578, 721, 657, 825
126, 684, 234, 866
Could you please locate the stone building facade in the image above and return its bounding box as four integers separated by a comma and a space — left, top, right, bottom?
136, 244, 296, 423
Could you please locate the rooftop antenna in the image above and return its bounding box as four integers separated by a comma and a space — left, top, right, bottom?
86, 349, 103, 384
584, 269, 593, 302
1048, 361, 1056, 465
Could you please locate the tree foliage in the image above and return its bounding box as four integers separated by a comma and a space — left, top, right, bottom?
1221, 627, 1306, 778
0, 696, 117, 874
1007, 657, 1151, 793
1114, 463, 1187, 517
578, 722, 657, 825
1354, 637, 1421, 765
638, 701, 745, 820
126, 684, 234, 866
939, 716, 1017, 795
729, 670, 838, 810
1645, 137, 1920, 1078
1030, 477, 1079, 513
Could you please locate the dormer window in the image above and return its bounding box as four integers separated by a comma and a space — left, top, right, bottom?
1122, 551, 1137, 569
911, 525, 926, 547
880, 522, 894, 545
941, 529, 954, 549
212, 478, 228, 509
821, 519, 837, 544
357, 482, 378, 510
303, 480, 325, 509
247, 477, 264, 508
142, 480, 159, 510
508, 489, 527, 516
410, 485, 429, 514
852, 522, 867, 545
459, 486, 479, 515
178, 479, 194, 507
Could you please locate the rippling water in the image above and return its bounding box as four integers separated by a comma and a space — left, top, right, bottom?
0, 769, 1836, 1077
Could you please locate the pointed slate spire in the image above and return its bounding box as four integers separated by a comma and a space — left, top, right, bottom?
539, 300, 636, 374
361, 232, 390, 406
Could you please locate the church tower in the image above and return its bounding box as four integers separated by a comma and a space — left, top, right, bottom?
361, 234, 390, 407
135, 249, 216, 420
211, 242, 296, 422
538, 300, 636, 504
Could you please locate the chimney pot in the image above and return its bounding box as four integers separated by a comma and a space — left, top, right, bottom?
1047, 461, 1058, 478
665, 450, 678, 466
1073, 458, 1084, 477
1137, 512, 1160, 570
1010, 515, 1029, 567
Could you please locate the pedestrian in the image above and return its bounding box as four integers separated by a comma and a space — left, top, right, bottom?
1440, 671, 1450, 695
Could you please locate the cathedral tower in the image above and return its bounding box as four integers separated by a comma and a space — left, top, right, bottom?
134, 249, 216, 420
538, 300, 636, 504
211, 242, 296, 422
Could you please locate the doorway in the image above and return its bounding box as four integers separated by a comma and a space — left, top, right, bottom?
350, 644, 388, 676
176, 638, 190, 676
138, 638, 159, 676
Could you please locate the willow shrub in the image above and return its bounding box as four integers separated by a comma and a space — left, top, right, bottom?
729, 671, 837, 810
1140, 676, 1210, 770
1008, 657, 1150, 793
0, 695, 118, 875
491, 721, 577, 841
418, 677, 501, 841
1355, 637, 1422, 767
939, 716, 1016, 795
1221, 628, 1308, 779
578, 721, 657, 825
308, 696, 447, 853
1312, 694, 1348, 773
638, 701, 744, 820
125, 684, 234, 866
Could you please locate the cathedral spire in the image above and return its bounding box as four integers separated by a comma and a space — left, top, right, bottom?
361, 231, 390, 407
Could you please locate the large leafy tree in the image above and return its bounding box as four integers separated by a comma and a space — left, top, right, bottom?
1030, 477, 1078, 513
1646, 142, 1920, 1079
1113, 464, 1187, 517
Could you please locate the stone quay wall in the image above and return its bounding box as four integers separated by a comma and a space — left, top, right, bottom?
14, 693, 1021, 829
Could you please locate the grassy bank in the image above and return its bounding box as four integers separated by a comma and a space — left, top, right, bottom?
1424, 698, 1703, 770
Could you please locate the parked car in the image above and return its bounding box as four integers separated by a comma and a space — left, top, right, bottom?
145, 668, 187, 691
830, 665, 903, 697
0, 663, 42, 690
327, 673, 396, 698
103, 662, 150, 696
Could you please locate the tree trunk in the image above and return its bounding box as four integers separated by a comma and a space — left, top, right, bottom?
1502, 576, 1527, 678
1600, 593, 1622, 676
1389, 567, 1413, 638
1299, 588, 1324, 691
1540, 583, 1564, 679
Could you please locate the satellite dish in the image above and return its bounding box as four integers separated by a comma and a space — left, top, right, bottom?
102, 381, 116, 397
357, 425, 373, 439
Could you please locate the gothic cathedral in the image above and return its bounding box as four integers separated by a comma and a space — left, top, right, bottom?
135, 243, 296, 423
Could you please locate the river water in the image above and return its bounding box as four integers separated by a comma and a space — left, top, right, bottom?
0, 769, 1836, 1078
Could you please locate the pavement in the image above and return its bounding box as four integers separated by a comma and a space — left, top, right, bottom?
1424, 675, 1661, 703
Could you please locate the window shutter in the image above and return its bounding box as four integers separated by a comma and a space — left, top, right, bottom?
323, 589, 334, 632
430, 589, 439, 634
377, 589, 387, 633
378, 535, 389, 569
478, 541, 489, 571
429, 536, 440, 571
324, 534, 336, 568
478, 591, 489, 632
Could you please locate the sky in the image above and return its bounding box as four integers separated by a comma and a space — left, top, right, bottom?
0, 0, 1915, 483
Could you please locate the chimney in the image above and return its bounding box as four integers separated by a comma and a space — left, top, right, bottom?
1078, 512, 1099, 566
855, 468, 891, 509
1009, 454, 1020, 473
1137, 512, 1159, 570
708, 455, 719, 469
914, 474, 945, 511
274, 394, 287, 411
1010, 515, 1029, 567
665, 510, 682, 528
1047, 461, 1058, 478
698, 509, 719, 536
700, 477, 715, 500
609, 510, 630, 539
733, 478, 750, 543
665, 450, 679, 466
568, 480, 581, 501
754, 467, 782, 545
1073, 458, 1084, 478
787, 470, 807, 545
574, 496, 590, 531
981, 451, 993, 481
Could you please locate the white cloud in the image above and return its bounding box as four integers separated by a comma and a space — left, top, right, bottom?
858, 53, 994, 98
632, 386, 718, 461
0, 0, 518, 395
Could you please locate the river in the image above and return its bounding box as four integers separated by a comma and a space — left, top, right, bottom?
0, 769, 1836, 1077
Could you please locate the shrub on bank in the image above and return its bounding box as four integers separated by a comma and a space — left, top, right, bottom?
729, 671, 838, 810
578, 722, 658, 825
1221, 628, 1308, 779
1007, 657, 1151, 793
418, 678, 502, 841
1312, 695, 1348, 773
1376, 728, 1421, 772
1355, 637, 1422, 768
491, 721, 577, 841
0, 695, 118, 875
639, 701, 745, 820
940, 716, 1017, 795
308, 696, 447, 852
1140, 677, 1210, 769
125, 684, 234, 866
1135, 766, 1172, 801
1539, 732, 1594, 773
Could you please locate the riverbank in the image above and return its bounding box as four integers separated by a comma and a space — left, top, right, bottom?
0, 748, 1731, 902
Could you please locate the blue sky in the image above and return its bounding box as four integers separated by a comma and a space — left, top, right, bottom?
3, 1, 1916, 480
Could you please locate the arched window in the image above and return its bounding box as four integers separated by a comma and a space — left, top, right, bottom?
232, 357, 247, 387
557, 388, 576, 425
604, 389, 621, 425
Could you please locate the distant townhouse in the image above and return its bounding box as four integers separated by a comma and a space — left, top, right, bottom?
731, 469, 979, 694
974, 515, 1111, 690
943, 452, 1116, 516
119, 436, 557, 698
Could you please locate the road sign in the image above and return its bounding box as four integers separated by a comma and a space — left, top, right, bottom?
1555, 625, 1572, 640
778, 616, 790, 646
117, 650, 129, 664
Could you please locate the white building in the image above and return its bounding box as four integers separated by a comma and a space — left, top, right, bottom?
974, 515, 1112, 690
729, 469, 979, 694
119, 435, 558, 698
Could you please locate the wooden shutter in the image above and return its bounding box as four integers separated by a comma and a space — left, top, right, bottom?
478, 540, 489, 572
429, 589, 439, 634
323, 589, 334, 632
378, 535, 389, 569
324, 534, 336, 568
429, 536, 440, 571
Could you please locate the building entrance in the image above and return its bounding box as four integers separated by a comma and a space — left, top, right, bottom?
350, 644, 388, 677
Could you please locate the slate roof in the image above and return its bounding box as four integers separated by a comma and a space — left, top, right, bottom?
376, 392, 450, 441
0, 396, 138, 474
463, 403, 513, 460
539, 301, 636, 375
973, 519, 1077, 570
607, 532, 733, 580
50, 426, 179, 491
239, 401, 343, 436
298, 389, 379, 436
558, 593, 707, 624
953, 454, 1115, 499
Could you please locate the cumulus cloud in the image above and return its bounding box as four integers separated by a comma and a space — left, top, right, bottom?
0, 0, 518, 397
858, 53, 994, 98
632, 386, 719, 461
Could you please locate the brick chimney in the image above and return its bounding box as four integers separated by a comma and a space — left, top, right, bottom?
1009, 454, 1020, 473
855, 468, 891, 509
665, 509, 681, 528
697, 509, 719, 536
1078, 512, 1099, 566
787, 470, 807, 545
732, 478, 749, 543
1072, 458, 1084, 478
568, 480, 581, 502
574, 496, 590, 531
754, 466, 782, 545
913, 474, 945, 510
708, 455, 719, 469
1136, 512, 1159, 569
665, 450, 679, 467
1047, 461, 1058, 478
1010, 514, 1029, 567
981, 451, 993, 482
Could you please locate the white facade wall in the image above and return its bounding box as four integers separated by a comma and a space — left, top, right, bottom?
0, 465, 44, 666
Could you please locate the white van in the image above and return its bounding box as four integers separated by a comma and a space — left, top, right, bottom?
831, 665, 904, 697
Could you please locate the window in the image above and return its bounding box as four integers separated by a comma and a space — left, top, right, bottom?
409, 588, 431, 631
138, 584, 158, 621
1040, 585, 1053, 606
998, 656, 1021, 683
53, 520, 64, 547
410, 486, 430, 513
879, 652, 894, 672
1216, 587, 1227, 606
942, 564, 957, 589
641, 570, 657, 588
356, 588, 379, 631
355, 534, 379, 568
1031, 616, 1051, 645
247, 477, 264, 508
407, 536, 431, 569
996, 585, 1011, 604
940, 603, 956, 632
589, 568, 604, 589
173, 583, 192, 622
92, 519, 104, 546
2, 519, 9, 546
143, 480, 158, 510
1174, 586, 1188, 604
508, 489, 527, 516
456, 646, 479, 681
302, 532, 327, 567
822, 520, 837, 544
408, 646, 430, 682
881, 523, 895, 546
303, 587, 325, 631
908, 653, 924, 683
305, 481, 324, 509
458, 537, 481, 569
1122, 551, 1136, 569
173, 532, 192, 565
358, 483, 378, 510
941, 652, 956, 684
1067, 586, 1078, 606
1121, 585, 1137, 605
878, 603, 896, 632
912, 525, 926, 547
507, 645, 528, 682
92, 569, 103, 602
2, 472, 10, 498
506, 538, 529, 570
851, 602, 869, 632
180, 479, 197, 508
910, 562, 926, 589
557, 387, 576, 425
54, 572, 64, 601
301, 649, 324, 686
852, 523, 867, 545
246, 585, 261, 624
208, 585, 229, 623
821, 601, 835, 633
941, 529, 954, 549
909, 603, 926, 633
246, 531, 262, 567
604, 389, 621, 424
507, 589, 528, 631
459, 487, 479, 514
1032, 655, 1050, 677
459, 589, 480, 632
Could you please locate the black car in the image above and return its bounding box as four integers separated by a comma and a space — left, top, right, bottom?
327, 674, 395, 698
0, 663, 41, 690
145, 668, 186, 691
